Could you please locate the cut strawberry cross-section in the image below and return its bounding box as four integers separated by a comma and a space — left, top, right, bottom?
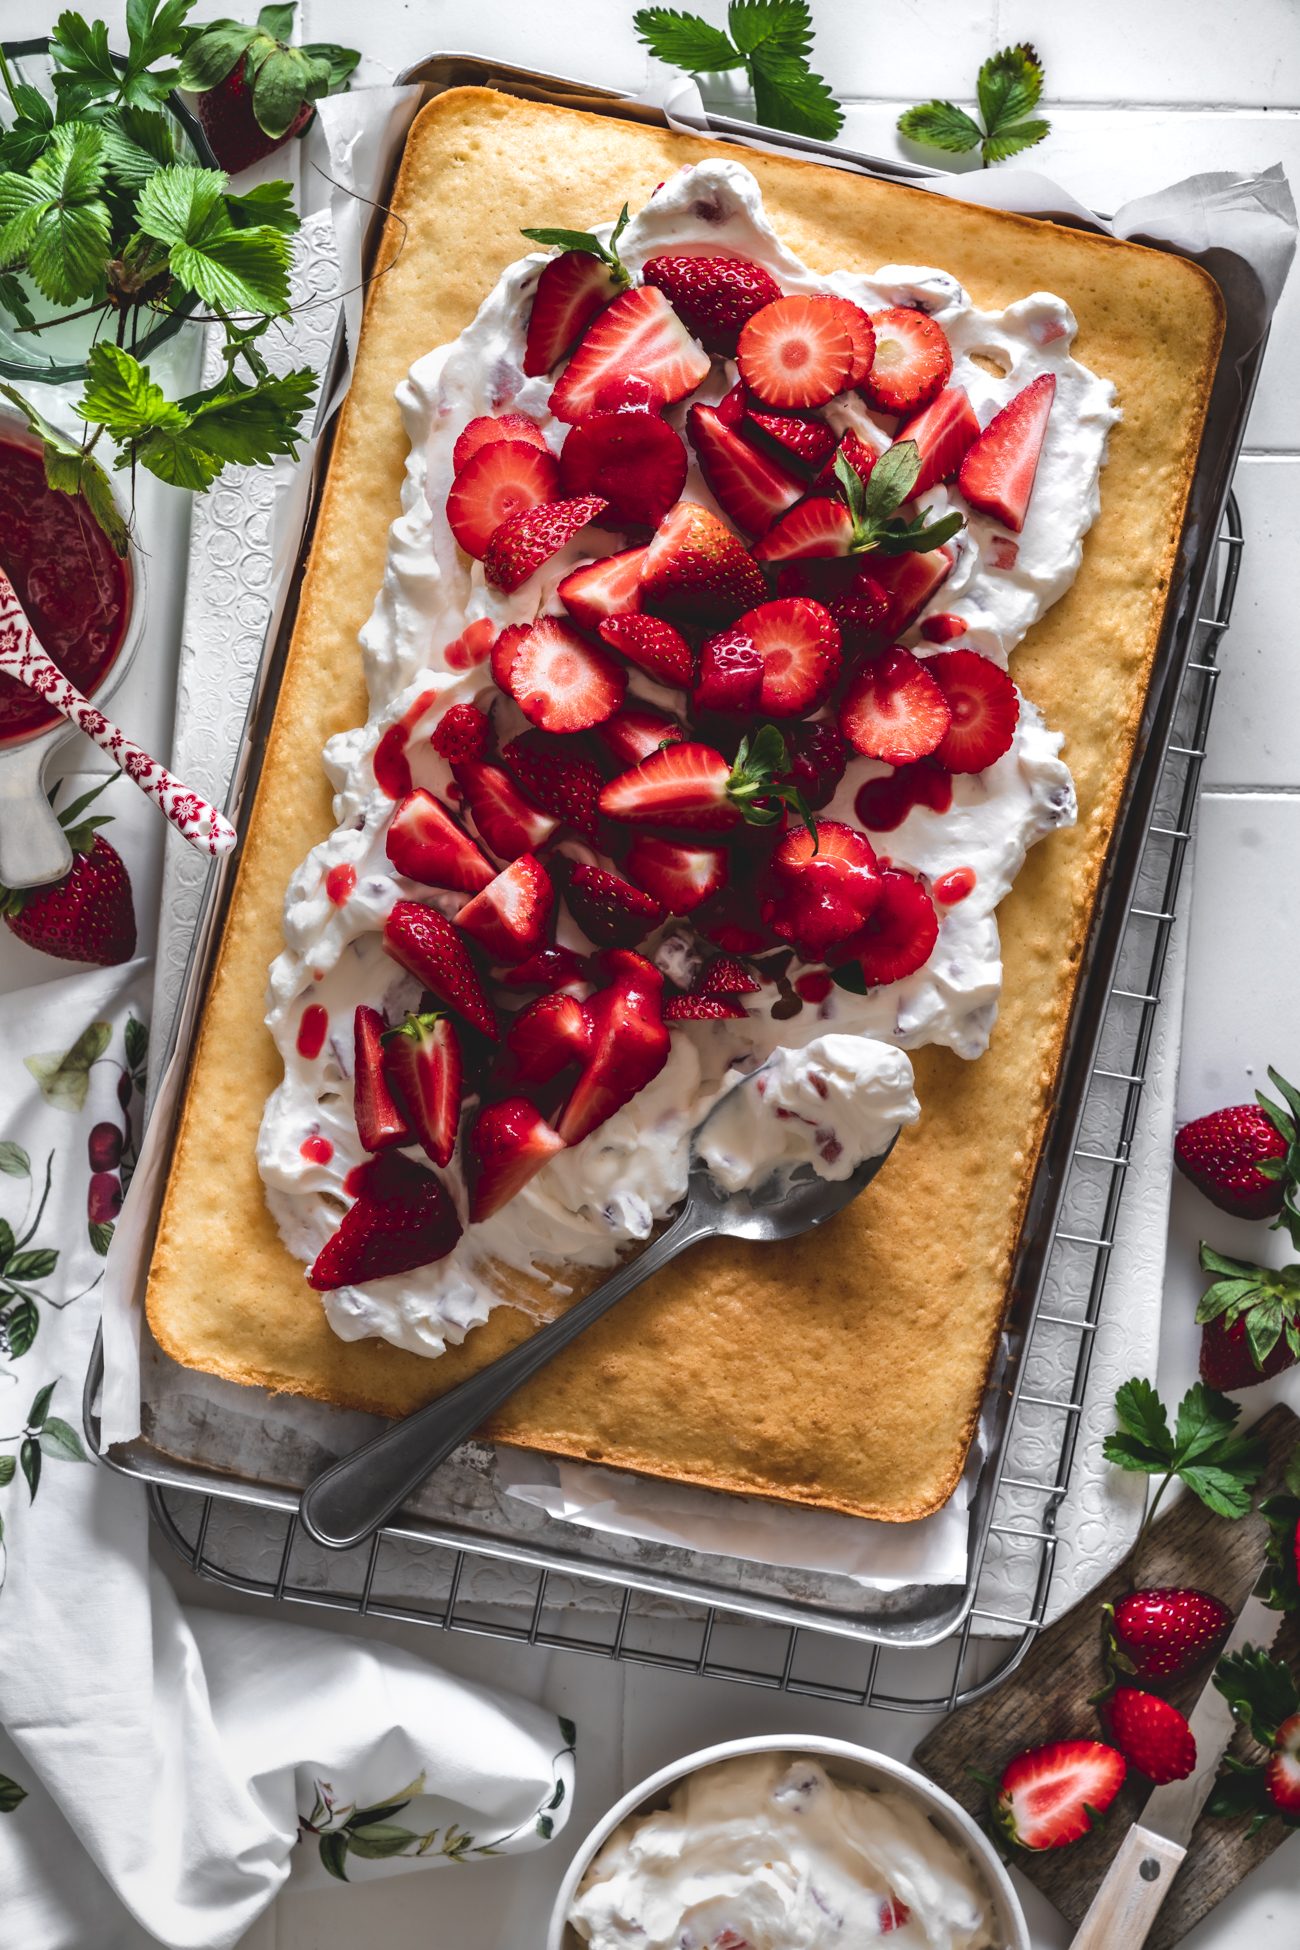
728, 596, 842, 717
736, 294, 856, 409
753, 495, 853, 565
958, 372, 1056, 532
501, 730, 604, 838
598, 613, 695, 689
838, 646, 952, 766
641, 502, 767, 625
833, 866, 938, 988
501, 615, 626, 732
353, 1004, 411, 1154
383, 899, 499, 1038
454, 852, 553, 962
565, 861, 666, 947
642, 252, 782, 352
523, 250, 623, 378
597, 704, 685, 768
809, 294, 877, 386
862, 307, 953, 415
452, 412, 548, 474
764, 819, 882, 962
446, 439, 559, 560
468, 1097, 567, 1222
992, 1740, 1127, 1853
745, 404, 838, 476
505, 991, 593, 1084
453, 758, 558, 861
386, 788, 495, 893
868, 545, 957, 636
484, 492, 608, 593
898, 385, 980, 496
557, 544, 647, 631
559, 410, 688, 528
625, 834, 728, 915
694, 627, 762, 714
382, 1010, 462, 1169
498, 945, 591, 992
686, 401, 803, 538
308, 1150, 462, 1291
558, 950, 670, 1145
599, 726, 808, 832
927, 648, 1020, 773
549, 285, 710, 424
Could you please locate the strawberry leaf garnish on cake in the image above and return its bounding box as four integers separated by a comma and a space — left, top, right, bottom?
633, 1, 844, 142
1101, 1377, 1267, 1527
519, 205, 632, 377
833, 441, 965, 558
898, 44, 1051, 168
520, 203, 633, 288
599, 724, 813, 834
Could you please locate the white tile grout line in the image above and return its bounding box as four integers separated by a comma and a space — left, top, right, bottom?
835, 97, 1300, 115
1201, 784, 1300, 797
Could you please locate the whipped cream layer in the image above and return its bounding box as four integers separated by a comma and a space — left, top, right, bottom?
699, 1036, 920, 1191
568, 1753, 998, 1950
258, 158, 1117, 1360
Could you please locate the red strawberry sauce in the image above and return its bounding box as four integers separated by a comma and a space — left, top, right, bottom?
374, 687, 438, 798
325, 862, 357, 906
934, 865, 976, 905
855, 761, 953, 832
296, 1003, 328, 1059
795, 970, 833, 1003
300, 1133, 334, 1165
0, 435, 132, 746
442, 618, 495, 669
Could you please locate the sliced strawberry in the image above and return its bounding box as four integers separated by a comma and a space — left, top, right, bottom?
382, 1011, 462, 1169
452, 412, 548, 475
809, 293, 876, 386
839, 647, 952, 765
879, 1896, 911, 1935
752, 495, 853, 565
641, 252, 782, 352
824, 570, 892, 651
597, 705, 685, 768
598, 613, 695, 688
550, 286, 709, 424
815, 425, 878, 492
505, 991, 593, 1084
491, 622, 529, 693
454, 852, 553, 961
502, 615, 626, 732
742, 596, 842, 716
869, 545, 955, 635
559, 411, 688, 527
565, 861, 665, 947
468, 1097, 566, 1221
557, 545, 648, 631
834, 867, 938, 986
353, 1005, 410, 1153
386, 788, 495, 893
694, 627, 763, 715
927, 648, 1019, 773
780, 717, 848, 810
664, 994, 748, 1021
898, 386, 980, 496
736, 295, 855, 409
498, 946, 590, 991
765, 819, 881, 961
958, 373, 1056, 532
599, 733, 793, 832
430, 702, 490, 764
625, 834, 728, 914
453, 758, 558, 861
745, 405, 837, 476
484, 492, 608, 593
687, 401, 803, 537
694, 884, 778, 956
500, 730, 604, 838
383, 900, 499, 1038
919, 611, 968, 644
641, 502, 767, 624
993, 1741, 1127, 1852
695, 954, 761, 996
446, 440, 558, 559
715, 379, 749, 429
307, 1150, 461, 1290
862, 307, 952, 415
523, 250, 620, 378
558, 950, 670, 1145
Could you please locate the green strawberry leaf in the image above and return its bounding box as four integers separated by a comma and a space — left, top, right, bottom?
901, 42, 1050, 169
977, 44, 1044, 133
633, 1, 841, 139
0, 1143, 29, 1178
251, 46, 332, 141
177, 23, 260, 95
520, 204, 632, 288
897, 101, 984, 156
39, 1416, 88, 1463
981, 119, 1052, 167
632, 7, 746, 72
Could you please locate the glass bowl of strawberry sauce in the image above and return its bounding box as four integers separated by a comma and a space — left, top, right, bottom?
0, 414, 146, 889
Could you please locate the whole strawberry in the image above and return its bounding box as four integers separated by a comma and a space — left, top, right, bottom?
1175, 1069, 1300, 1227
1106, 1587, 1232, 1683
2, 782, 135, 967
179, 5, 359, 175
1211, 1646, 1300, 1830
1105, 1685, 1196, 1784
1196, 1245, 1300, 1390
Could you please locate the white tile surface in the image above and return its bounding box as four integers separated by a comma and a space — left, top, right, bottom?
997, 0, 1300, 107
1203, 459, 1300, 786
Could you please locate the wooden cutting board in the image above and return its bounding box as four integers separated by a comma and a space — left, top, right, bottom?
915, 1404, 1300, 1948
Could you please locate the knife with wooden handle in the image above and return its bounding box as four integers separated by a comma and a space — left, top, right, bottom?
1069, 1590, 1283, 1950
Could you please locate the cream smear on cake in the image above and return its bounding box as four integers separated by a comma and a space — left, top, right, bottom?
256, 158, 1118, 1358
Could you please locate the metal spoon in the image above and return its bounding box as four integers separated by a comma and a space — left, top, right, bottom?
299, 1090, 898, 1551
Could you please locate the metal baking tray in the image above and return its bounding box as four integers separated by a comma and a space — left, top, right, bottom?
85, 54, 1264, 1656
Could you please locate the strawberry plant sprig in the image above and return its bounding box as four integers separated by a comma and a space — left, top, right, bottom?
832, 441, 965, 557
899, 45, 1051, 168
1101, 1376, 1267, 1531
633, 1, 842, 141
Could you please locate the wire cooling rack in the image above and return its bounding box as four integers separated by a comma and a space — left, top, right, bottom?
148, 497, 1242, 1713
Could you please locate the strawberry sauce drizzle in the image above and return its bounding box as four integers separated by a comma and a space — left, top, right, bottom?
325, 862, 357, 906
296, 1004, 328, 1059
300, 1133, 334, 1165
794, 970, 833, 1003
855, 761, 953, 832
374, 687, 438, 798
442, 618, 496, 669
919, 611, 967, 643
934, 865, 976, 905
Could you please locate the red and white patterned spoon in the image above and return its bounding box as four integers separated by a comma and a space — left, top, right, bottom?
0, 565, 237, 858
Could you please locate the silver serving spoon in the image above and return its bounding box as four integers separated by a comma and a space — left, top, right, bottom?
299, 1081, 898, 1552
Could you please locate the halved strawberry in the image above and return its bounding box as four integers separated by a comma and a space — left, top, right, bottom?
687, 401, 803, 538
765, 819, 881, 961
307, 1150, 461, 1290
625, 834, 728, 914
598, 613, 695, 688
838, 647, 952, 765
752, 495, 853, 565
927, 648, 1019, 773
558, 950, 670, 1144
353, 1005, 410, 1153
550, 286, 710, 423
695, 954, 761, 996
386, 789, 495, 893
869, 545, 955, 635
500, 731, 604, 838
780, 717, 848, 810
809, 293, 876, 386
446, 440, 558, 559
599, 731, 796, 832
565, 861, 665, 947
919, 611, 968, 644
557, 545, 648, 630
382, 1011, 462, 1169
745, 404, 837, 476
862, 308, 952, 415
835, 867, 938, 986
468, 1098, 566, 1221
484, 492, 608, 593
736, 295, 855, 409
505, 991, 593, 1084
453, 758, 558, 861
455, 853, 553, 961
815, 425, 878, 492
715, 379, 748, 429
641, 252, 782, 352
523, 250, 620, 377
694, 627, 763, 715
559, 411, 687, 527
597, 705, 685, 768
430, 703, 490, 764
383, 900, 499, 1038
502, 616, 626, 732
898, 386, 980, 496
664, 994, 748, 1021
491, 622, 529, 692
958, 373, 1056, 531
452, 412, 548, 475
498, 945, 590, 991
641, 502, 767, 624
992, 1740, 1127, 1852
736, 596, 842, 716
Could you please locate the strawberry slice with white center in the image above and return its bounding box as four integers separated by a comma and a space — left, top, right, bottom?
452, 412, 548, 475
861, 307, 953, 414
752, 495, 853, 565
809, 293, 877, 386
558, 950, 670, 1145
381, 1011, 462, 1169
454, 852, 553, 961
597, 705, 685, 768
641, 252, 782, 352
307, 1150, 461, 1291
764, 819, 882, 961
958, 372, 1056, 531
523, 251, 621, 377
625, 834, 728, 914
446, 440, 559, 559
838, 647, 952, 765
641, 502, 767, 624
353, 1004, 411, 1153
992, 1740, 1127, 1852
598, 613, 695, 688
736, 294, 855, 409
386, 788, 495, 893
498, 945, 590, 992
898, 385, 980, 495
502, 615, 626, 732
745, 404, 837, 476
868, 544, 956, 635
468, 1097, 567, 1221
664, 994, 748, 1021
549, 285, 710, 424
452, 758, 558, 861
694, 628, 762, 715
834, 866, 938, 987
686, 401, 803, 537
557, 544, 648, 630
491, 622, 529, 692
695, 954, 761, 996
500, 730, 604, 838
484, 492, 608, 593
559, 410, 688, 527
599, 728, 800, 832
504, 991, 593, 1084
927, 648, 1020, 772
738, 595, 842, 716
565, 861, 665, 947
383, 900, 499, 1038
